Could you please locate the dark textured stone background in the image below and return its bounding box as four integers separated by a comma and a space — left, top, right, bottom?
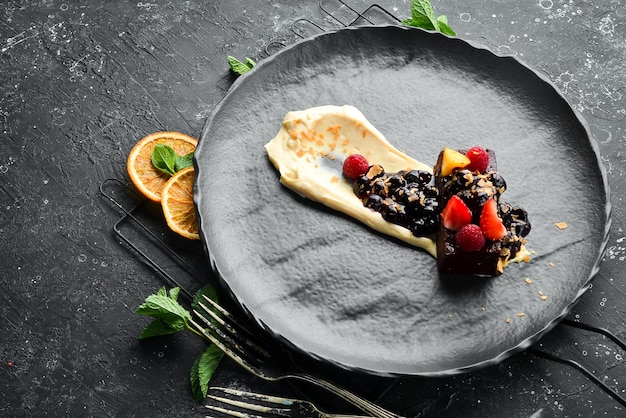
1, 1, 624, 417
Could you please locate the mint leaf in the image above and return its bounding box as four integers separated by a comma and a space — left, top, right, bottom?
190, 345, 224, 402
151, 145, 195, 176
168, 286, 181, 301
151, 144, 177, 176
139, 318, 182, 339
411, 0, 439, 31
191, 284, 219, 311
191, 284, 220, 328
174, 152, 194, 172
137, 295, 190, 322
402, 0, 455, 35
136, 291, 191, 334
438, 17, 456, 36
401, 16, 437, 31
228, 55, 256, 75
410, 0, 430, 17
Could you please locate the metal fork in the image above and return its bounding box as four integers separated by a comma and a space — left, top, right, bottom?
206, 387, 369, 418
189, 296, 403, 418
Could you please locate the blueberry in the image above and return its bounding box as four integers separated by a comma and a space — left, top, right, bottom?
385, 174, 406, 188
371, 179, 388, 196
410, 214, 439, 236
365, 194, 385, 211
391, 186, 412, 204
404, 170, 432, 184
354, 175, 372, 198
490, 172, 507, 192
422, 196, 439, 213
382, 201, 407, 225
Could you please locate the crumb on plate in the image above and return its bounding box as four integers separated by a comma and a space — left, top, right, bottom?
554, 222, 568, 230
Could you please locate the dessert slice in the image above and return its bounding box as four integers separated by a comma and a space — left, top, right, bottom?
434, 147, 531, 276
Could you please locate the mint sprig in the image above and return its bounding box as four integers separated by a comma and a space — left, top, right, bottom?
190, 344, 223, 401
136, 285, 224, 402
227, 55, 256, 75
151, 143, 194, 176
401, 0, 456, 36
136, 287, 191, 337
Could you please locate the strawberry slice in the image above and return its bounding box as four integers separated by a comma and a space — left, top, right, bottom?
441, 195, 472, 231
479, 198, 507, 240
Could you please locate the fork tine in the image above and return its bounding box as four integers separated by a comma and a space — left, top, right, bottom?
206, 387, 293, 418
196, 298, 270, 357
207, 395, 290, 416
211, 387, 295, 406
194, 303, 251, 350
205, 403, 258, 418
189, 315, 262, 377
200, 295, 246, 329
193, 304, 267, 359
191, 308, 234, 349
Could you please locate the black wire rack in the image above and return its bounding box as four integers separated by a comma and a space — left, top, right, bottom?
101, 0, 626, 409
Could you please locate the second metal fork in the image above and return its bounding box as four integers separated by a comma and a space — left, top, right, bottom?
206, 387, 369, 418
189, 296, 402, 418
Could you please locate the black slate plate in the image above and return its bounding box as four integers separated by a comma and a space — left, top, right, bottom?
195, 25, 610, 375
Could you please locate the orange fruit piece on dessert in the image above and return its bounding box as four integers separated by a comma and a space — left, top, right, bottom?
440, 147, 471, 177
161, 167, 200, 240
127, 131, 198, 202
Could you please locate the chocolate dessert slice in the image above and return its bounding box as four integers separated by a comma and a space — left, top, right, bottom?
434, 148, 530, 276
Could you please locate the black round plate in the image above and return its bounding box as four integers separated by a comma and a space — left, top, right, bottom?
195, 25, 610, 375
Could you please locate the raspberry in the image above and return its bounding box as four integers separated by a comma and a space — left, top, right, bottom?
342, 154, 369, 179
465, 146, 489, 173
455, 224, 485, 252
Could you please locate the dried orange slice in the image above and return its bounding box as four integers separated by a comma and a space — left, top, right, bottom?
127, 132, 198, 202
161, 167, 200, 240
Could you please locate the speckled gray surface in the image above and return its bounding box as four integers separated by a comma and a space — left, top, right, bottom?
1, 1, 625, 417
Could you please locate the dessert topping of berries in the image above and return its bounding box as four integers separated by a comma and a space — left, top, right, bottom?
441, 195, 472, 231
479, 197, 508, 240
355, 168, 440, 237
342, 154, 370, 179
465, 146, 489, 173
456, 224, 486, 252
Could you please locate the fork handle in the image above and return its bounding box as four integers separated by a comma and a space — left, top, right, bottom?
292, 373, 404, 418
